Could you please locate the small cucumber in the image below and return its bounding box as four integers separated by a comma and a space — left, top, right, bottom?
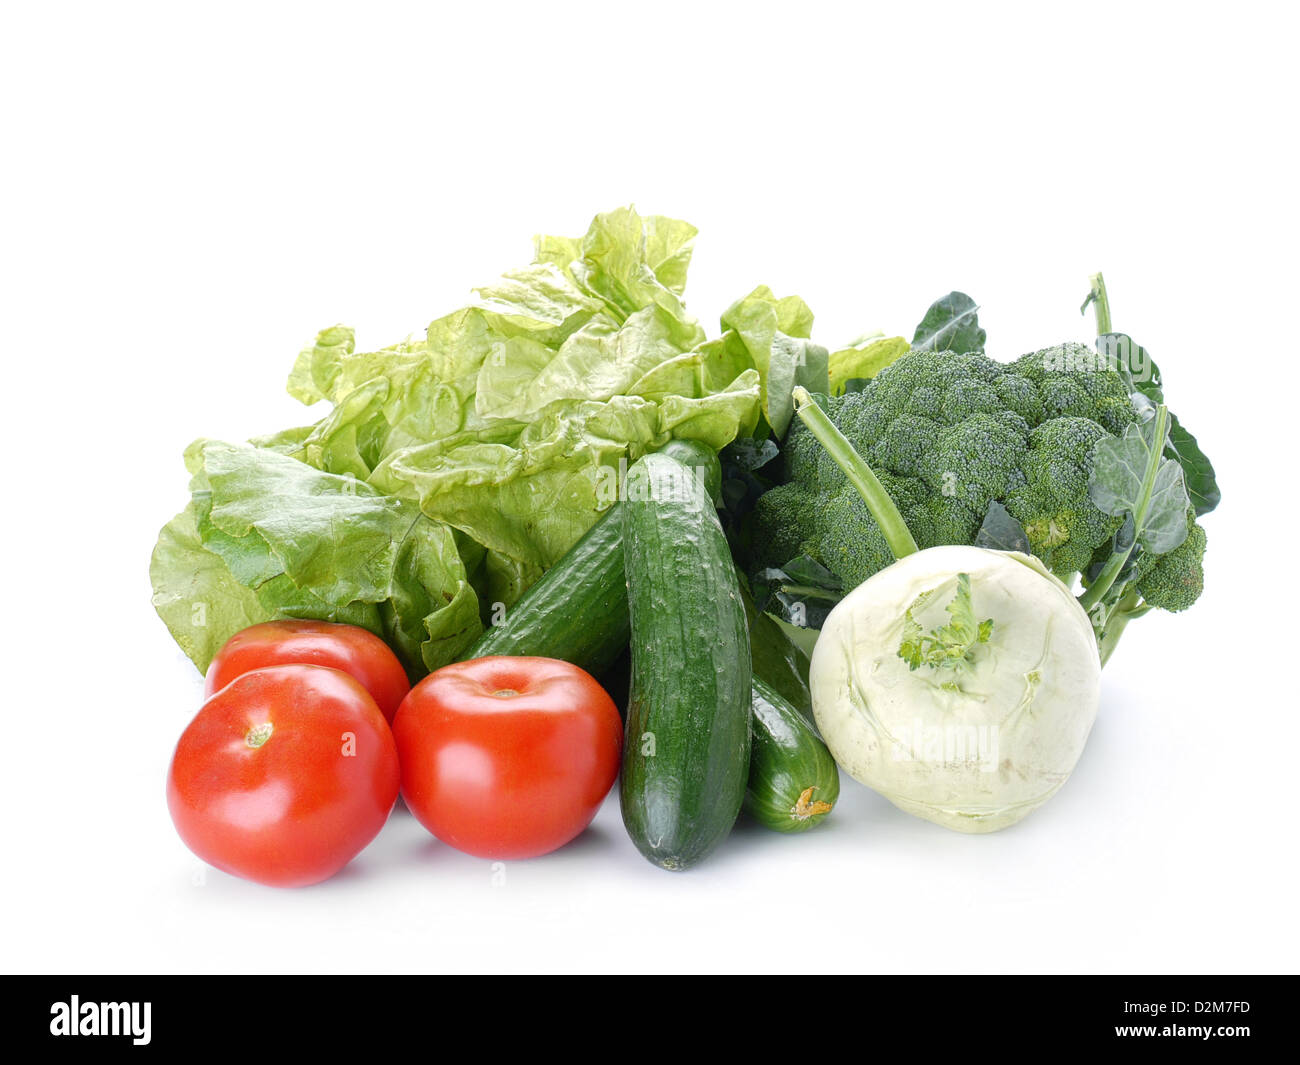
745, 675, 839, 832
461, 439, 721, 677
620, 452, 751, 871
742, 584, 816, 731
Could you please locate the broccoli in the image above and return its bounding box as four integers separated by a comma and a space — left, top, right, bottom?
1006, 416, 1121, 580
1134, 520, 1207, 612
746, 343, 1148, 598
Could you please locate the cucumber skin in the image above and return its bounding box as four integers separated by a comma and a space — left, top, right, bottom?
460, 439, 722, 678
742, 585, 817, 732
745, 675, 839, 832
620, 453, 752, 871
462, 504, 628, 677
656, 437, 723, 504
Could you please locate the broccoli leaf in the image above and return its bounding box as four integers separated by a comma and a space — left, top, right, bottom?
1088, 415, 1191, 555
752, 555, 843, 631
974, 501, 1031, 553
1097, 332, 1161, 402
911, 292, 986, 354
897, 572, 994, 671
1097, 333, 1219, 517
722, 436, 779, 472
1166, 414, 1220, 516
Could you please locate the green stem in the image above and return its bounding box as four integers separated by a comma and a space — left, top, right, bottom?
792, 386, 919, 559
1079, 404, 1171, 613
1097, 603, 1132, 667
1096, 587, 1148, 667
776, 583, 845, 601
1083, 272, 1112, 335
1079, 552, 1126, 616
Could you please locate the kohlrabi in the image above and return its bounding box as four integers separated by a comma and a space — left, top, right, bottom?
793, 386, 1104, 832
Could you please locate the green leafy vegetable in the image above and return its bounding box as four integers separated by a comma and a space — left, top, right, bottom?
1166, 414, 1220, 517
152, 206, 821, 677
828, 336, 909, 396
1096, 330, 1220, 516
151, 440, 481, 676
710, 286, 827, 437
1087, 410, 1191, 556
911, 292, 986, 354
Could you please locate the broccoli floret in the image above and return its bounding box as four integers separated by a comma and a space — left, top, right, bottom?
817, 489, 897, 590
1006, 416, 1122, 580
746, 470, 935, 590
1010, 343, 1137, 435
746, 482, 824, 573
744, 344, 1145, 597
1135, 520, 1207, 612
923, 492, 982, 546
918, 412, 1029, 517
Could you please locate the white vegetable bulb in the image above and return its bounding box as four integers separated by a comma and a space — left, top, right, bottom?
809, 545, 1100, 833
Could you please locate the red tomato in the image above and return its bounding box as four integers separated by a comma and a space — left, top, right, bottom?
204, 620, 410, 722
393, 656, 623, 860
168, 664, 400, 887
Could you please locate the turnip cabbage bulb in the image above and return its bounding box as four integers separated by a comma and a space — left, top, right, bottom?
809, 545, 1100, 832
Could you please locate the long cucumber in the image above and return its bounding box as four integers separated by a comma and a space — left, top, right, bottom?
462, 502, 627, 676
620, 452, 751, 870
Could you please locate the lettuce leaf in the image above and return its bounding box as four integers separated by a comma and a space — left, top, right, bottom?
717, 286, 827, 436
151, 440, 481, 675
152, 206, 826, 678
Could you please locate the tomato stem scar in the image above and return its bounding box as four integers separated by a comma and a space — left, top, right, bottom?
245, 722, 274, 748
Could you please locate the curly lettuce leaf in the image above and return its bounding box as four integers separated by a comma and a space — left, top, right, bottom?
279, 208, 772, 568
828, 336, 909, 395
719, 286, 828, 436
370, 381, 759, 567
151, 501, 272, 671
153, 206, 814, 677
151, 440, 481, 675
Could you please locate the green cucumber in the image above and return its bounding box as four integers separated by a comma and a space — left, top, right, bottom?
742, 584, 816, 731
462, 504, 627, 675
656, 437, 722, 504
745, 675, 839, 832
461, 439, 721, 677
620, 452, 751, 871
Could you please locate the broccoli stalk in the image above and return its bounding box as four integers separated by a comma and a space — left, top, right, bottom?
791, 387, 917, 559
1095, 585, 1152, 668
1080, 271, 1113, 334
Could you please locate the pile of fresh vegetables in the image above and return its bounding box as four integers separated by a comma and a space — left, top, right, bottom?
153, 209, 1219, 884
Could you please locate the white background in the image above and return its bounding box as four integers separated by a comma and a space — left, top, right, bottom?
3, 1, 1296, 974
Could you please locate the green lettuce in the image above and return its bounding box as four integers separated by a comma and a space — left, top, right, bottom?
151, 440, 481, 675
152, 206, 829, 677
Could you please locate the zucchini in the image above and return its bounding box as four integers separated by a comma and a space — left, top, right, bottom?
461, 439, 721, 677
620, 452, 751, 870
746, 675, 839, 832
